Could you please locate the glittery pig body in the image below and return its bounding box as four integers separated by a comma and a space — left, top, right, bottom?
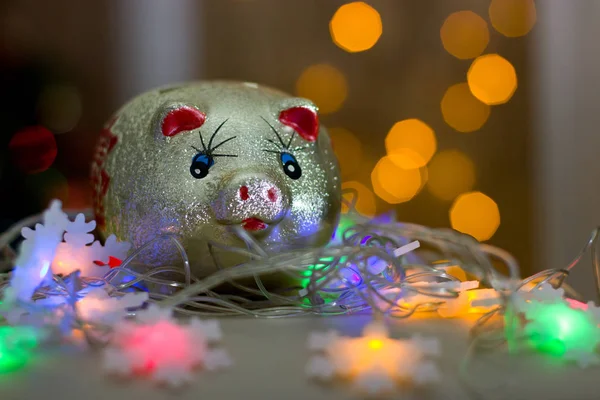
92, 81, 341, 277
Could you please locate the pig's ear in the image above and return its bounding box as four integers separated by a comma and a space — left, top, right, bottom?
160, 105, 206, 137
278, 104, 319, 143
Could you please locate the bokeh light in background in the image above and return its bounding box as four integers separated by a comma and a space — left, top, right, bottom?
427, 150, 476, 201
328, 127, 363, 178
386, 149, 426, 170
8, 126, 57, 174
450, 191, 500, 241
385, 119, 436, 169
489, 0, 537, 38
341, 181, 377, 217
440, 11, 489, 60
467, 54, 517, 105
0, 0, 539, 284
441, 83, 490, 132
296, 64, 348, 115
329, 1, 382, 53
371, 156, 427, 204
37, 84, 82, 134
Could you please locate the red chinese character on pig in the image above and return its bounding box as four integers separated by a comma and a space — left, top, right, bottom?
91, 116, 118, 230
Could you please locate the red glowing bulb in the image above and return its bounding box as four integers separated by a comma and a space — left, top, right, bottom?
9, 126, 57, 174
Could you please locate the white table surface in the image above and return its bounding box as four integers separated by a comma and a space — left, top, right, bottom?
0, 313, 597, 400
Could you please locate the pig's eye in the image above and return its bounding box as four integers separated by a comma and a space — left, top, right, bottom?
190, 153, 214, 179
280, 152, 302, 180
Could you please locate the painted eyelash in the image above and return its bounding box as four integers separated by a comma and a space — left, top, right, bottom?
261, 116, 287, 149
260, 116, 309, 154
191, 119, 238, 158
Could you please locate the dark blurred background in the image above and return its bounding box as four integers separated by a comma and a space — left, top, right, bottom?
1, 0, 597, 297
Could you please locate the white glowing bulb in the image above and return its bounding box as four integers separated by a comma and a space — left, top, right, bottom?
76, 288, 149, 325
393, 241, 421, 257
39, 261, 51, 279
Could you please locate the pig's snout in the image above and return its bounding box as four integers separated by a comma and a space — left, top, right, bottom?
238, 185, 278, 203
212, 172, 290, 227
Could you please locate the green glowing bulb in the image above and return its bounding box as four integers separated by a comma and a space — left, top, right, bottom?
300, 256, 347, 306
300, 256, 347, 289
302, 213, 358, 289
332, 215, 356, 243
0, 326, 39, 373
300, 214, 358, 302
0, 348, 30, 373
525, 303, 598, 356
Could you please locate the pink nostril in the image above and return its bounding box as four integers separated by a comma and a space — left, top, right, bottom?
240, 186, 250, 201
267, 187, 277, 203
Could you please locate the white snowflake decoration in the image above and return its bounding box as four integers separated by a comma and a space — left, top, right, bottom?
436, 287, 500, 318
73, 287, 148, 325
6, 199, 131, 305
511, 282, 565, 313
52, 213, 130, 278
503, 283, 600, 368
1, 200, 132, 333
6, 200, 68, 303
427, 282, 568, 319
63, 214, 95, 247
103, 305, 231, 386
306, 322, 441, 396
390, 279, 500, 318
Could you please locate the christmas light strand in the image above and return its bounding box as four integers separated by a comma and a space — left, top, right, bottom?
1, 198, 599, 377
0, 189, 531, 323
0, 196, 521, 321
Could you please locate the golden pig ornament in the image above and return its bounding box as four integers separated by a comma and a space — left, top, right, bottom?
91, 81, 341, 278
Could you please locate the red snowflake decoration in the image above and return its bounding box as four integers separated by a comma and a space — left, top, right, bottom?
91, 116, 118, 230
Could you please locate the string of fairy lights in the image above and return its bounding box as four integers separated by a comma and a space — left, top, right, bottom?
1, 194, 600, 394
296, 0, 536, 243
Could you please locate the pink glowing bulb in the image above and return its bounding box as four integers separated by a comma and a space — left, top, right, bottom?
566, 298, 588, 311
120, 321, 206, 374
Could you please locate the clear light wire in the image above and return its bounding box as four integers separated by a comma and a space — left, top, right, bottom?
0, 205, 518, 319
